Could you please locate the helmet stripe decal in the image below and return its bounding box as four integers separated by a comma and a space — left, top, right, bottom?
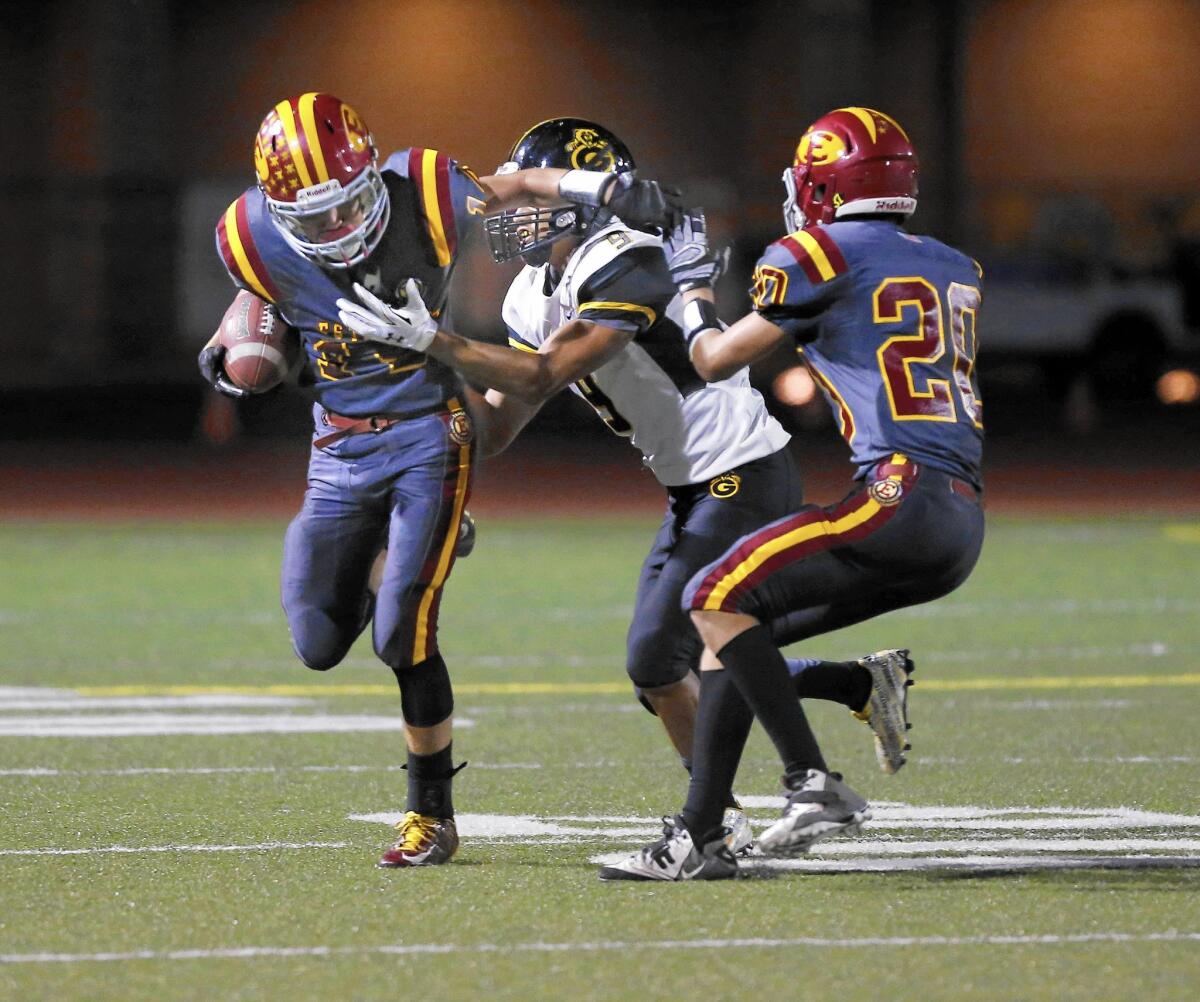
298, 92, 330, 183
873, 110, 910, 141
218, 199, 278, 303
832, 106, 911, 143
835, 107, 878, 142
273, 99, 313, 189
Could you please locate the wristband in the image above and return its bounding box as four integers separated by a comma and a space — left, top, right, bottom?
558, 169, 617, 206
682, 298, 720, 348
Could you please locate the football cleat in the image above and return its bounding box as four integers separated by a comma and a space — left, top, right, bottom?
599, 816, 738, 882
377, 811, 459, 869
757, 769, 871, 857
852, 649, 915, 774
723, 801, 755, 856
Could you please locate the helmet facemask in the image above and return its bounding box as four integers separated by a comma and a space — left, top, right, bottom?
267, 165, 390, 269
782, 165, 806, 232
483, 160, 604, 265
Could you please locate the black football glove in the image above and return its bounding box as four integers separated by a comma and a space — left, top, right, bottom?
455, 510, 476, 558
197, 344, 249, 399
607, 174, 684, 234
663, 210, 730, 292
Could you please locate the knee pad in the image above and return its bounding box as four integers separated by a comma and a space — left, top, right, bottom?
626, 627, 700, 692
392, 653, 454, 727
288, 613, 353, 672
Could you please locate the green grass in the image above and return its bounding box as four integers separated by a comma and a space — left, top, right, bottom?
1, 516, 1199, 1000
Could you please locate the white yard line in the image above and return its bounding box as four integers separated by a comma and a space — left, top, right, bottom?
0, 762, 538, 778
0, 841, 350, 858
2, 931, 1199, 965
0, 714, 475, 737
748, 855, 1200, 873
0, 695, 314, 711
920, 756, 1200, 765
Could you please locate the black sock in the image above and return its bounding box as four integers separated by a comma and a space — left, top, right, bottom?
406, 743, 459, 818
680, 669, 754, 843
790, 659, 872, 710
717, 625, 828, 776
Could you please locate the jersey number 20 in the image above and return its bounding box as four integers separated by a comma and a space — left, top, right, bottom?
874, 278, 982, 427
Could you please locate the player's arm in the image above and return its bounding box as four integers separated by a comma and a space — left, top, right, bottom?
429, 319, 632, 405
682, 288, 788, 383
664, 210, 839, 383
461, 385, 542, 458
477, 169, 681, 232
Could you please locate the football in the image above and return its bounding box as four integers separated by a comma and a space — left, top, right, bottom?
217, 290, 301, 393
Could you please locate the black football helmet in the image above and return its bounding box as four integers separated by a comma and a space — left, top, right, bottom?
485, 118, 635, 265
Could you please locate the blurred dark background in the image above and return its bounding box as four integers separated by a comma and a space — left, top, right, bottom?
3, 0, 1199, 458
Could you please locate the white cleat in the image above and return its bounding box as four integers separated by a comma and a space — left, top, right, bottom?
853, 649, 914, 774
723, 803, 756, 857
599, 816, 738, 882
757, 769, 871, 857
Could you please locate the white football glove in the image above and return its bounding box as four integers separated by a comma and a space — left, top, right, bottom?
663, 210, 730, 292
336, 279, 438, 352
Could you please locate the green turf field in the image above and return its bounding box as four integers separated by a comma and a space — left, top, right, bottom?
2, 516, 1198, 1000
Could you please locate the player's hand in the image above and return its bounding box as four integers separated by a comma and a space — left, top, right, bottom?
197, 344, 249, 399
336, 279, 438, 352
455, 510, 476, 558
606, 174, 684, 234
663, 210, 730, 292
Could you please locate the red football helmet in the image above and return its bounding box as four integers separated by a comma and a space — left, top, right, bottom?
253, 93, 389, 268
782, 107, 918, 231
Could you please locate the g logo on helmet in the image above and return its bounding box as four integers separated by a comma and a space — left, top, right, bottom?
795, 130, 846, 167
709, 474, 741, 499
341, 104, 370, 153
566, 128, 616, 172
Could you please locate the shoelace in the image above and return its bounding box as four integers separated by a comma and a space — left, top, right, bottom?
647, 817, 682, 867
392, 811, 439, 850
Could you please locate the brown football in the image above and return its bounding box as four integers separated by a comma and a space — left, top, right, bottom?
217, 290, 301, 393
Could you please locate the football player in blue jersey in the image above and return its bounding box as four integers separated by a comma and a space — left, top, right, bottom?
197, 94, 681, 869
335, 117, 913, 857
602, 107, 987, 880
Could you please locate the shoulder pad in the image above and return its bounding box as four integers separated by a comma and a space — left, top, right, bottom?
763, 225, 850, 285
389, 147, 474, 268
215, 190, 283, 304
563, 224, 660, 293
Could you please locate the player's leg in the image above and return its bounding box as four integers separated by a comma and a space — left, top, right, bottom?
626, 507, 702, 761
371, 413, 474, 868
628, 449, 805, 757
281, 449, 385, 671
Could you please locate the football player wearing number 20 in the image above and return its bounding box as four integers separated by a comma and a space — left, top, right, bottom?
603, 107, 987, 880
337, 118, 915, 861
200, 94, 681, 870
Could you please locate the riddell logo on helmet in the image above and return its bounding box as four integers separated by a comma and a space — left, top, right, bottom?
296, 180, 343, 205
873, 198, 915, 212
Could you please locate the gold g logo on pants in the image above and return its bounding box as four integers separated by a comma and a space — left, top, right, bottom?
709, 474, 741, 499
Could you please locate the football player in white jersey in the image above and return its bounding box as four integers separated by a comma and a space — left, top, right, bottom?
337, 119, 905, 855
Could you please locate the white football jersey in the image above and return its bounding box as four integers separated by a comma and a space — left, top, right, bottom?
501, 222, 790, 486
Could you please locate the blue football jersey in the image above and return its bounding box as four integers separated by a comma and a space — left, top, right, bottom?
216, 149, 487, 417
752, 220, 984, 487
